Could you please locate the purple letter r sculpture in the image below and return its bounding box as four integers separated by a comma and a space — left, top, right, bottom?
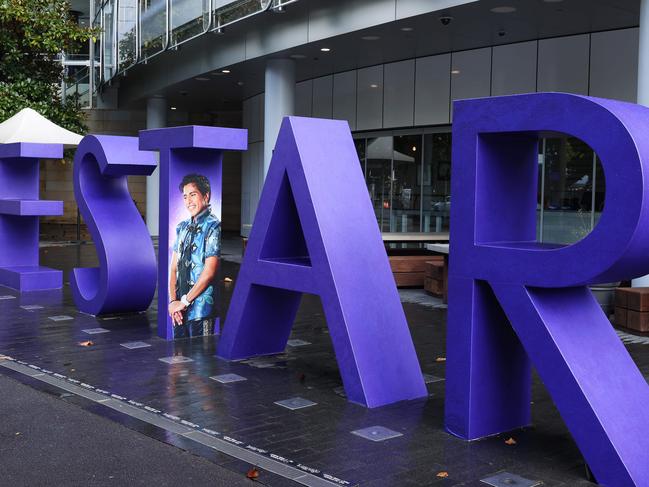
446, 93, 649, 486
218, 117, 427, 408
0, 143, 64, 291
71, 135, 157, 315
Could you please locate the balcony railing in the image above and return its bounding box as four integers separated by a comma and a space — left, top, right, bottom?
91, 0, 297, 89
59, 54, 92, 109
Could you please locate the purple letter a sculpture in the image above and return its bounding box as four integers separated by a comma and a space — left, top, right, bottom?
446, 93, 649, 486
218, 117, 426, 408
0, 143, 64, 291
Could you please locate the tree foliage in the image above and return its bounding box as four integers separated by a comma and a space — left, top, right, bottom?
0, 0, 98, 133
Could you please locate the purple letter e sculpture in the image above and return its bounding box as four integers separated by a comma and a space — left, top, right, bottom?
218, 117, 426, 408
446, 93, 649, 486
139, 126, 248, 340
71, 135, 157, 315
0, 143, 64, 291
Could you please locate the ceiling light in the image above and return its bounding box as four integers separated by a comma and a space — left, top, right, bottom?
290, 53, 306, 59
170, 106, 177, 110
400, 27, 414, 32
221, 69, 231, 74
451, 69, 460, 75
412, 146, 417, 152
237, 81, 244, 86
370, 84, 379, 88
362, 35, 380, 41
490, 6, 516, 13
320, 47, 331, 52
194, 77, 209, 81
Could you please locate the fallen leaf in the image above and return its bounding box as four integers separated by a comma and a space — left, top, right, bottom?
436, 471, 449, 478
505, 437, 517, 445
435, 357, 446, 362
246, 467, 259, 480
224, 277, 233, 283
78, 340, 94, 347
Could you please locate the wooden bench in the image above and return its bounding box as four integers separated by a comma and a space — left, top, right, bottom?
389, 254, 443, 287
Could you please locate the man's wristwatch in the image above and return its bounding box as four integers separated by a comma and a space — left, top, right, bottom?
180, 294, 191, 307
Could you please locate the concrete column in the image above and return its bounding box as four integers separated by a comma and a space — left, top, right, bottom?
634, 0, 649, 287
263, 59, 295, 176
145, 96, 167, 236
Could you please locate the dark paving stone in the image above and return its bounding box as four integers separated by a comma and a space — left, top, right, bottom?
0, 244, 610, 486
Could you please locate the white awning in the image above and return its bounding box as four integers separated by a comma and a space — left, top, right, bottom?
0, 108, 83, 148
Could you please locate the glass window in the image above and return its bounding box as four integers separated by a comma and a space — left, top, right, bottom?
140, 0, 167, 59
422, 133, 452, 233
102, 0, 115, 81
171, 0, 210, 46
540, 137, 595, 244
594, 156, 605, 227
354, 138, 366, 176
366, 137, 393, 232
214, 0, 271, 30
392, 135, 422, 232
117, 0, 137, 70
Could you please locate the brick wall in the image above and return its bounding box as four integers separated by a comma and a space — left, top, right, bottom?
40, 107, 242, 240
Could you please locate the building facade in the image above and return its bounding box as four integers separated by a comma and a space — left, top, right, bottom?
74, 0, 643, 244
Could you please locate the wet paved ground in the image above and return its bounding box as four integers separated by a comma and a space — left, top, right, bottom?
1, 242, 644, 486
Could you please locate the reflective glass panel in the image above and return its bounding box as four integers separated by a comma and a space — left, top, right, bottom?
366, 137, 392, 232
541, 137, 595, 243
171, 0, 210, 46
117, 0, 137, 70
354, 138, 366, 176
593, 157, 605, 227
102, 0, 115, 81
140, 0, 167, 59
392, 135, 422, 232
213, 0, 270, 30
422, 133, 452, 233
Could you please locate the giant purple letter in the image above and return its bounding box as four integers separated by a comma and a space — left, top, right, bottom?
139, 126, 247, 340
217, 117, 427, 408
0, 143, 64, 291
446, 93, 649, 486
71, 135, 158, 315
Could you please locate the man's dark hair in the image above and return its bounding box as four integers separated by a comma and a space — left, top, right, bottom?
179, 174, 211, 202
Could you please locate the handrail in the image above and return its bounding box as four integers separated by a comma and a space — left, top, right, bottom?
89, 0, 286, 90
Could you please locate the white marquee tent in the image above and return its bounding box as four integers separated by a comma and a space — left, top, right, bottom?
0, 108, 82, 148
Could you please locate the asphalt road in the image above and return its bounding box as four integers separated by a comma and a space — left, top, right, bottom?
0, 373, 256, 486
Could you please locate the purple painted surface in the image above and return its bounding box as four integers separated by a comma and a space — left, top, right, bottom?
140, 126, 247, 340
0, 199, 63, 216
446, 93, 649, 486
0, 142, 63, 291
217, 117, 427, 408
70, 135, 157, 315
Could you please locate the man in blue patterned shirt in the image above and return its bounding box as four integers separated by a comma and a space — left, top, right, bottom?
168, 174, 221, 338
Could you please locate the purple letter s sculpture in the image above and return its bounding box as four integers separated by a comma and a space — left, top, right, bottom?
446, 93, 649, 486
217, 117, 427, 408
0, 143, 64, 291
71, 135, 158, 315
139, 126, 247, 340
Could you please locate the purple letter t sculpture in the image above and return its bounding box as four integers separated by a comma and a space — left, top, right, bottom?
217, 117, 427, 408
0, 143, 64, 291
139, 126, 248, 340
71, 135, 157, 315
446, 93, 649, 486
